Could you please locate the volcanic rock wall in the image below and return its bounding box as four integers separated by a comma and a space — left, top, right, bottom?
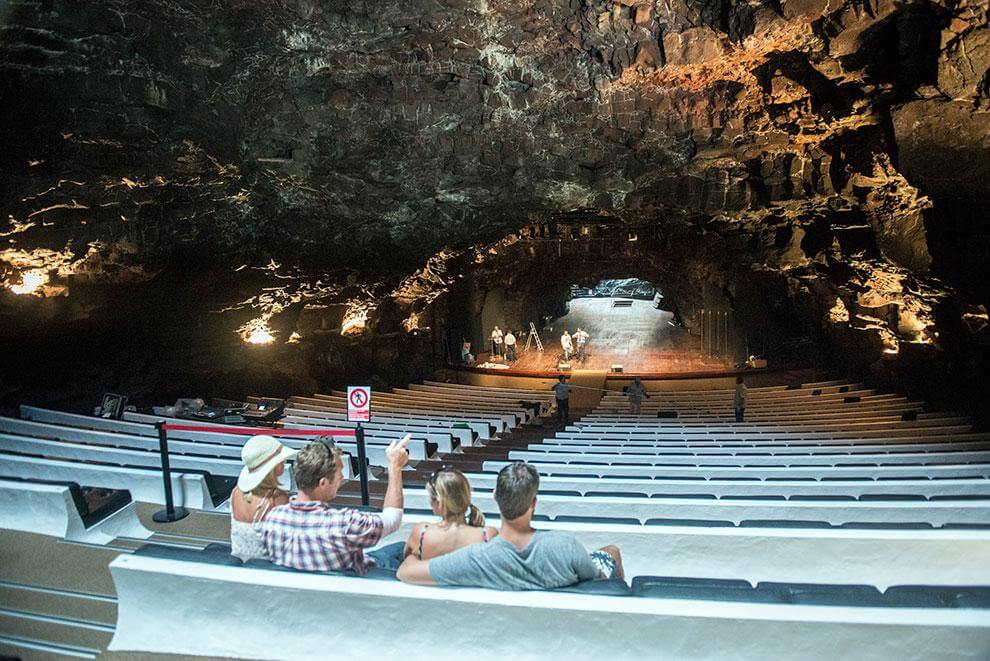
0, 0, 988, 411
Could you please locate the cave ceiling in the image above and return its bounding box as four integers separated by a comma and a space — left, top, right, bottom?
0, 0, 988, 384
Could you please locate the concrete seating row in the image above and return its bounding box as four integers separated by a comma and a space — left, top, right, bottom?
505, 447, 990, 467
290, 396, 503, 436
327, 390, 532, 426
422, 379, 561, 398
457, 472, 990, 498
506, 447, 990, 466
402, 489, 990, 526
119, 411, 433, 461
555, 424, 976, 440
407, 382, 556, 414
534, 439, 990, 454
596, 381, 864, 402
595, 389, 892, 409
18, 407, 371, 470
582, 406, 946, 424
0, 414, 381, 470
284, 402, 494, 439
273, 412, 476, 446
0, 453, 221, 510
379, 512, 990, 588
339, 388, 534, 422
0, 477, 151, 545
242, 396, 479, 446
108, 546, 990, 660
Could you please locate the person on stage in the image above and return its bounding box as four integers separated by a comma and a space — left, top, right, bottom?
491, 326, 504, 359
560, 330, 573, 362
504, 329, 517, 362
573, 327, 589, 362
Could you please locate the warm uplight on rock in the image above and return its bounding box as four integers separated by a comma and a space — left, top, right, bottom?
829, 297, 850, 323
239, 317, 276, 345
9, 269, 48, 295
341, 307, 369, 336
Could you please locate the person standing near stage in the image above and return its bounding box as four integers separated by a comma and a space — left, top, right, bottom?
626, 377, 651, 415
560, 330, 573, 362
573, 327, 589, 362
504, 329, 517, 362
552, 375, 571, 424
734, 377, 748, 422
491, 326, 504, 359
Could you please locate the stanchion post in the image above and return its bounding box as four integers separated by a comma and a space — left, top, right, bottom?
355, 423, 370, 507
153, 421, 189, 523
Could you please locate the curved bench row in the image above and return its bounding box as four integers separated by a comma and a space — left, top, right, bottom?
108, 545, 990, 660
402, 489, 990, 526
0, 477, 150, 545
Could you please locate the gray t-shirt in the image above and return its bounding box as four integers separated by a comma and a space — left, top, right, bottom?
428, 530, 598, 590
552, 383, 570, 401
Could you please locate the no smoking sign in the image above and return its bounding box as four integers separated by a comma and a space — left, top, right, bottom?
347, 386, 371, 422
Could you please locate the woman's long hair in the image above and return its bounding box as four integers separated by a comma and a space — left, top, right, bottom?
427, 467, 485, 527
249, 467, 282, 499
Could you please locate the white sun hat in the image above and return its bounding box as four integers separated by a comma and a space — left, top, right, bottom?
238, 435, 297, 493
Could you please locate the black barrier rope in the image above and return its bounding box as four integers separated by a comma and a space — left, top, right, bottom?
154, 422, 372, 522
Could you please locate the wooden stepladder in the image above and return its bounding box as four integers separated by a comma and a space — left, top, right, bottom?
525, 321, 544, 352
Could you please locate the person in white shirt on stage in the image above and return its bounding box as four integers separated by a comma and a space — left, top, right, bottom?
504, 330, 517, 362
560, 330, 573, 362
491, 326, 504, 359
573, 327, 589, 362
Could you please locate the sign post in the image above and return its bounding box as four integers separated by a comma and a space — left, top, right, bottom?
347, 386, 371, 507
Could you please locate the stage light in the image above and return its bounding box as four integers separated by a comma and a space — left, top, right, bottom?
9, 269, 48, 295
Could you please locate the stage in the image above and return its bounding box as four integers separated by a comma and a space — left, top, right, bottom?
479, 298, 734, 375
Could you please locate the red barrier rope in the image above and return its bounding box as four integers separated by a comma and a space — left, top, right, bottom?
160, 423, 357, 437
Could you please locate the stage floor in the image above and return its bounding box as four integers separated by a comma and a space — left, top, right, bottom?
484, 298, 733, 374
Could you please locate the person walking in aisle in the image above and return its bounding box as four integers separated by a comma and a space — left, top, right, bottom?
552, 375, 571, 425
625, 377, 651, 415
734, 376, 748, 422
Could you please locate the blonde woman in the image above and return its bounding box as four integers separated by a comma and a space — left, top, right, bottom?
230, 435, 296, 561
404, 466, 499, 561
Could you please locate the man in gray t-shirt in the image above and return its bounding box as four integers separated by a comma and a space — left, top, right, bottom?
552, 376, 571, 425
429, 530, 598, 590
397, 462, 622, 590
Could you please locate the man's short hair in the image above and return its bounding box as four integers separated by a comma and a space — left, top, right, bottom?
292, 440, 341, 491
495, 462, 539, 519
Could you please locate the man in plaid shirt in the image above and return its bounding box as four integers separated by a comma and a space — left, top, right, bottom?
262, 435, 410, 574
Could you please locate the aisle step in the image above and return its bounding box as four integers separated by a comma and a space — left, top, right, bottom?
0, 607, 113, 652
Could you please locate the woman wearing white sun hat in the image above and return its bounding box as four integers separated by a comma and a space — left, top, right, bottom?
230, 435, 297, 561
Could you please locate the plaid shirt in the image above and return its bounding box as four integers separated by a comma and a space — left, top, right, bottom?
261, 497, 383, 574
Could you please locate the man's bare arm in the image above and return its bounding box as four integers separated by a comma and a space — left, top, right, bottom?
396, 555, 436, 585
